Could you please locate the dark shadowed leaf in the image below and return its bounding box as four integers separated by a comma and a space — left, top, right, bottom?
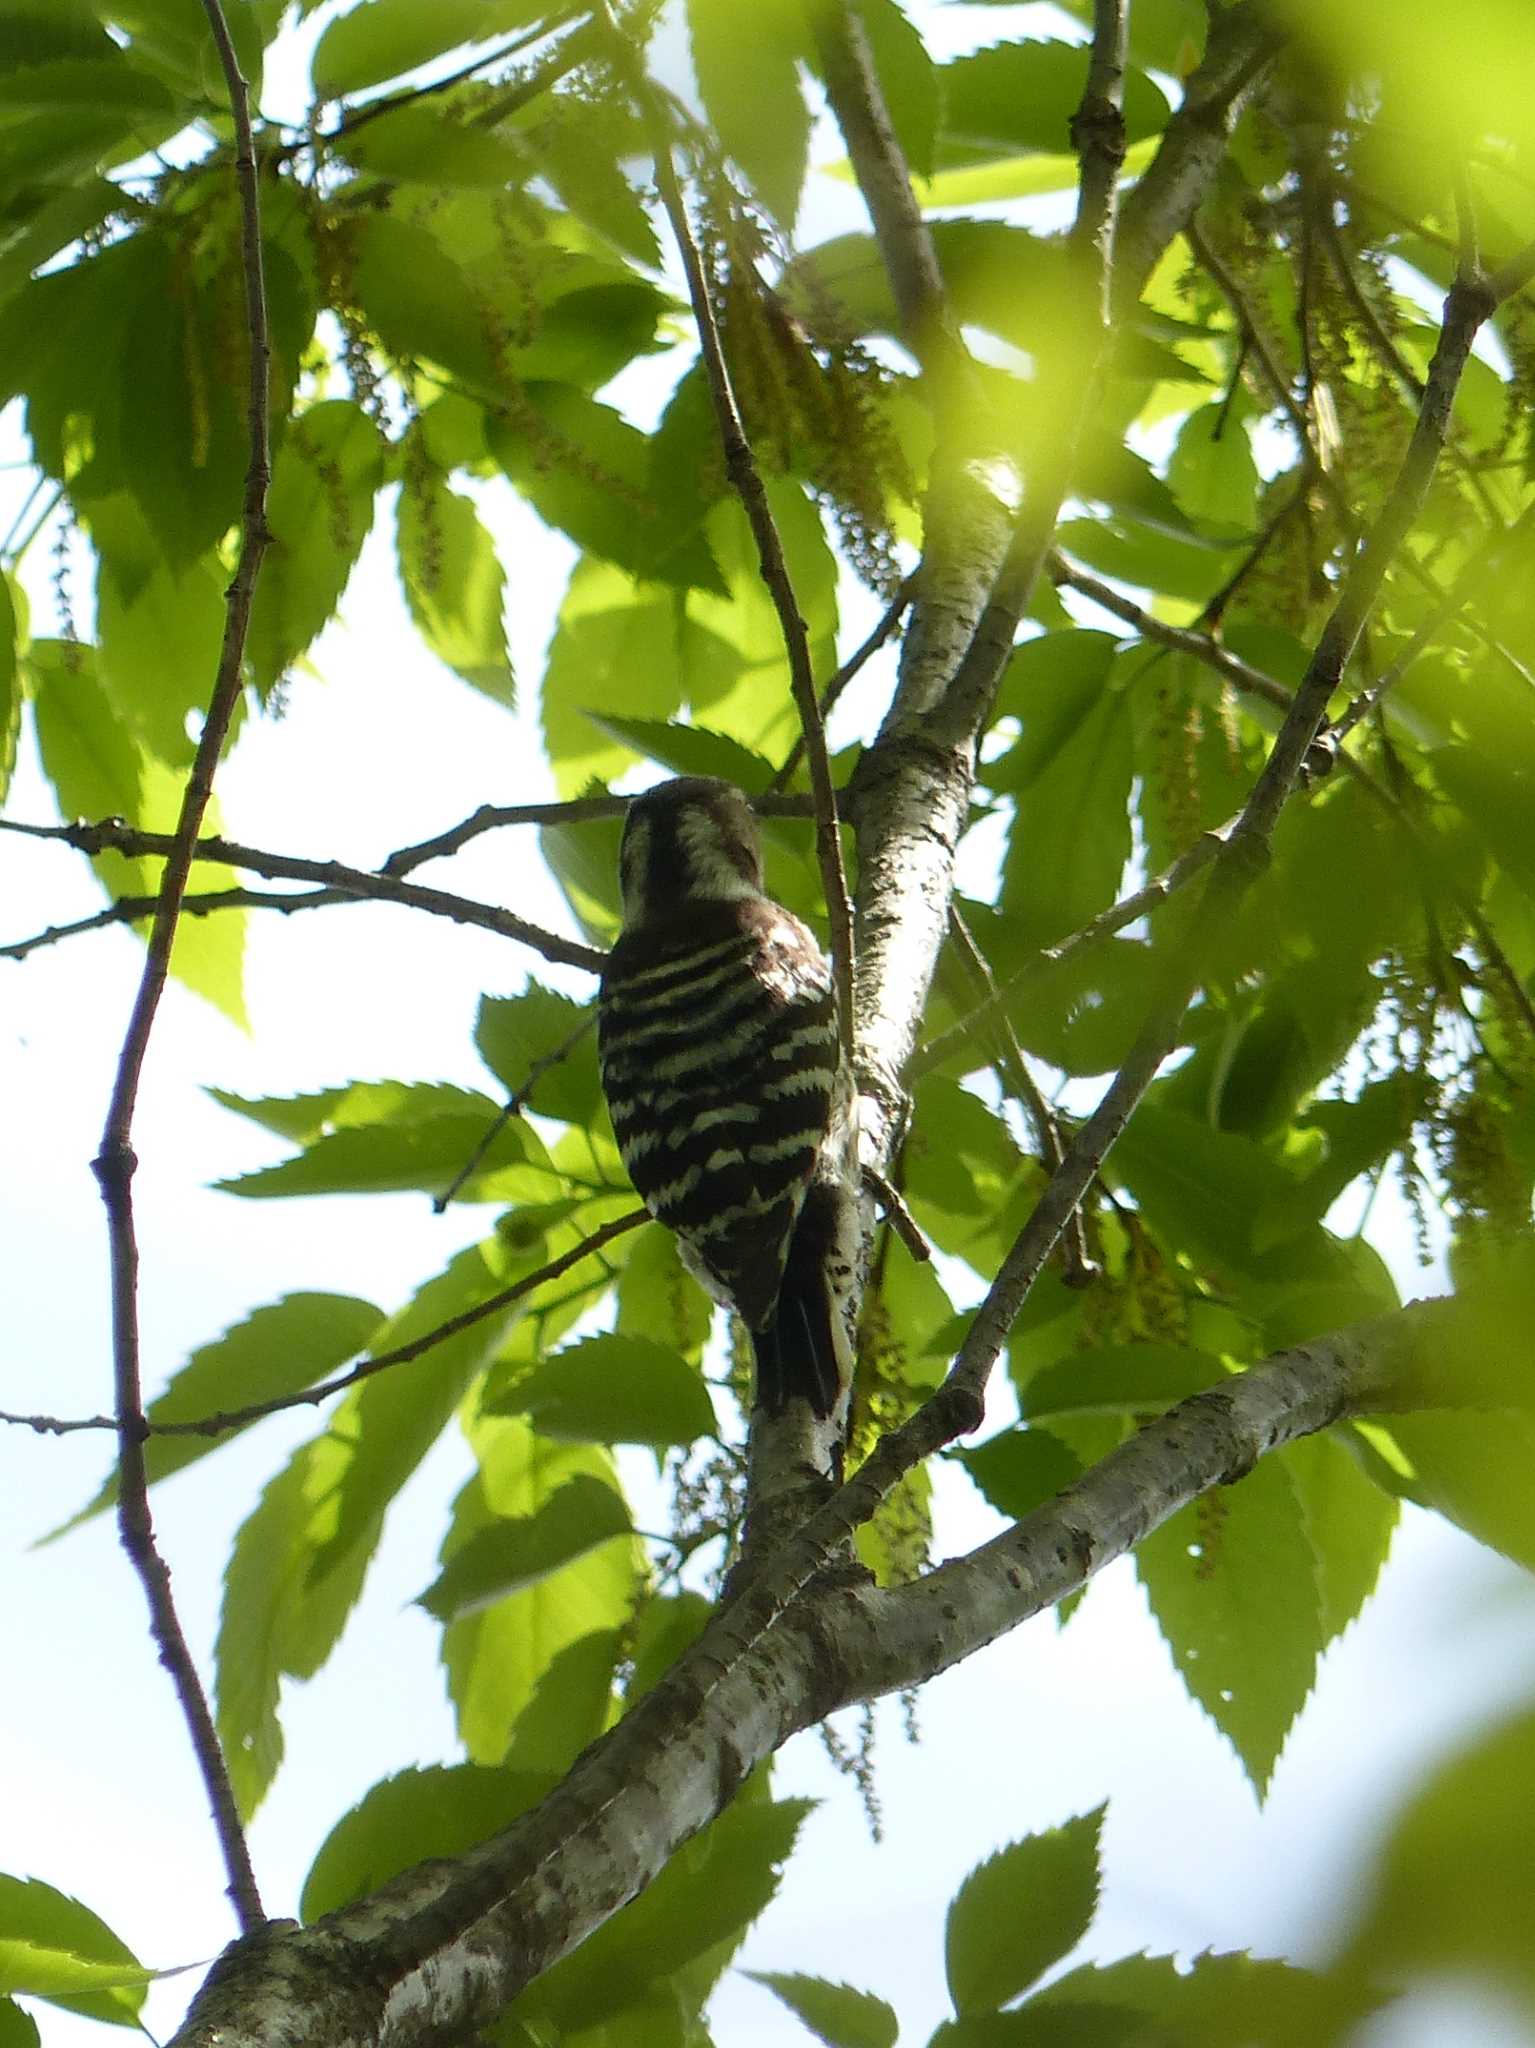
491, 1333, 716, 1446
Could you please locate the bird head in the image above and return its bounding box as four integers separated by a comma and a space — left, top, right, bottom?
617, 777, 765, 928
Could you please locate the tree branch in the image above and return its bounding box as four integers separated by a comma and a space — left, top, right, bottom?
1112, 4, 1283, 307
0, 817, 605, 973
94, 0, 272, 1936
166, 1295, 1448, 2047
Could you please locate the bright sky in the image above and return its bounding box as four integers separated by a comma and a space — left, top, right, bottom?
5, 7, 1535, 2046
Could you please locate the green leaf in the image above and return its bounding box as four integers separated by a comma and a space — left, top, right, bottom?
475, 985, 599, 1125
0, 1998, 40, 2048
1136, 1456, 1322, 1794
945, 1809, 1105, 2015
1389, 1410, 1535, 1571
1344, 1701, 1535, 2019
208, 1081, 351, 1144
858, 0, 939, 181
62, 1293, 384, 1526
519, 1798, 814, 2034
336, 102, 530, 186
215, 1082, 554, 1202
0, 574, 19, 806
1022, 1343, 1226, 1421
1281, 1433, 1398, 1645
746, 1973, 898, 2048
1029, 1949, 1377, 2045
686, 0, 809, 226
1166, 404, 1259, 536
420, 1473, 632, 1620
491, 1333, 716, 1446
217, 1241, 516, 1814
488, 384, 720, 591
301, 1764, 553, 1921
958, 1427, 1084, 1521
396, 458, 514, 704
1000, 664, 1133, 950
312, 0, 548, 97
626, 1590, 713, 1700
504, 1628, 621, 1776
584, 716, 774, 790
247, 400, 386, 696
616, 1224, 713, 1361
0, 1876, 148, 2026
88, 492, 225, 766
27, 641, 247, 1022
541, 556, 684, 798
935, 40, 1169, 169
114, 231, 245, 568
442, 1413, 640, 1761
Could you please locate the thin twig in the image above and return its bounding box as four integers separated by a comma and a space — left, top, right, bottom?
433, 1012, 596, 1212
381, 796, 627, 876
2, 886, 358, 961
860, 1166, 930, 1264
0, 817, 605, 973
947, 909, 1094, 1285
0, 1210, 649, 1445
94, 0, 271, 1934
768, 576, 916, 792
608, 10, 856, 1061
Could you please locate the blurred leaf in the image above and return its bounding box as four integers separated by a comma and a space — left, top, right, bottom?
1344, 1699, 1535, 2023
946, 1809, 1104, 2014
504, 1628, 621, 1777
1028, 1948, 1378, 2043
935, 39, 1169, 169
1389, 1411, 1535, 1571
1137, 1456, 1322, 1794
335, 102, 529, 186
1281, 1433, 1398, 1645
1166, 404, 1259, 536
0, 574, 19, 805
541, 556, 684, 798
312, 0, 548, 97
686, 0, 809, 226
1023, 1343, 1226, 1421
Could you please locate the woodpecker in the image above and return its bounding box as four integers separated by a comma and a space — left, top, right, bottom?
597, 777, 852, 1416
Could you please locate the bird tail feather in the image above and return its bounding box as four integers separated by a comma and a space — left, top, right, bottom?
753, 1180, 854, 1418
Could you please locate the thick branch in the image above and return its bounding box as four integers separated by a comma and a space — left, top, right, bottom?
166, 1298, 1444, 2047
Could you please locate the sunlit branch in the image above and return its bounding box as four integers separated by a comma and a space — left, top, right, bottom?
0, 816, 606, 973
1112, 4, 1282, 306
94, 0, 271, 1937
927, 0, 1127, 751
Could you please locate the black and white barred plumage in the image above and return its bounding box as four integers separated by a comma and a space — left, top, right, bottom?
597, 777, 850, 1415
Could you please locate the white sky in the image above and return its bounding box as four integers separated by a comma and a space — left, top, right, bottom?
4, 6, 1535, 2046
